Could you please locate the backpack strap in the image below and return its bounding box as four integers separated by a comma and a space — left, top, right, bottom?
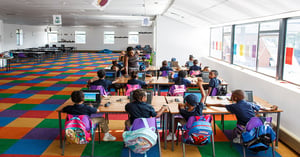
142, 118, 149, 128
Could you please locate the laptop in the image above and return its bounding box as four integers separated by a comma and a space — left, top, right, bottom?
168, 71, 178, 82
244, 90, 253, 102
130, 90, 153, 104
137, 72, 146, 81
201, 71, 210, 83
81, 90, 101, 108
105, 70, 116, 82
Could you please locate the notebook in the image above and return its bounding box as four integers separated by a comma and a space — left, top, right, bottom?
201, 71, 210, 83
130, 90, 153, 104
244, 90, 253, 102
82, 90, 101, 108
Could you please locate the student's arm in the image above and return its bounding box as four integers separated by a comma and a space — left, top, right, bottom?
124, 55, 129, 75
255, 103, 278, 111
206, 103, 227, 107
207, 87, 212, 96
197, 78, 206, 103
155, 105, 168, 118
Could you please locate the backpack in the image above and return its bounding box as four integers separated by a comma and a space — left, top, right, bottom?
64, 114, 92, 144
189, 70, 201, 77
89, 85, 108, 96
168, 84, 186, 96
125, 84, 141, 96
123, 118, 157, 154
216, 85, 227, 96
241, 117, 276, 152
183, 115, 212, 145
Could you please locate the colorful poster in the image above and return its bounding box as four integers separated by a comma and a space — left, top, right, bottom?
233, 44, 237, 55
219, 42, 222, 50
239, 45, 244, 56
245, 45, 249, 57
252, 45, 257, 58
216, 42, 218, 50
285, 47, 294, 65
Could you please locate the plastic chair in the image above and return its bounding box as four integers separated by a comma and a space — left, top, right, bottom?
233, 117, 276, 157
62, 114, 100, 157
210, 88, 218, 96
176, 115, 215, 157
125, 84, 141, 96
168, 85, 186, 96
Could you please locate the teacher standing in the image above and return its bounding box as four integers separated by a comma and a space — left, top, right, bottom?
124, 46, 140, 75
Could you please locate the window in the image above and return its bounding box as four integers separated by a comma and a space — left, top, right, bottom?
128, 31, 139, 44
284, 19, 300, 84
210, 27, 223, 59
104, 31, 115, 44
75, 31, 86, 44
233, 23, 259, 70
222, 26, 232, 63
48, 31, 58, 43
16, 29, 23, 46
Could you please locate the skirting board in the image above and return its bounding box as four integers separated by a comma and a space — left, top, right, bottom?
278, 127, 300, 155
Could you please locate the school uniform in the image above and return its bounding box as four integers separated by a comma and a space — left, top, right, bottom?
225, 100, 260, 126
180, 102, 204, 121
174, 77, 191, 87
125, 101, 157, 124
127, 79, 146, 87
160, 66, 173, 71
189, 65, 201, 71
209, 77, 221, 88
90, 79, 112, 92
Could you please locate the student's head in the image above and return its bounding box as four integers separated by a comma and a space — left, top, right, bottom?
142, 56, 146, 61
130, 71, 138, 79
97, 70, 106, 79
202, 66, 210, 72
209, 70, 218, 79
193, 59, 198, 65
127, 46, 135, 56
184, 94, 199, 108
132, 89, 147, 102
178, 70, 187, 78
189, 55, 194, 61
112, 60, 118, 65
231, 90, 245, 102
162, 60, 168, 67
71, 90, 84, 104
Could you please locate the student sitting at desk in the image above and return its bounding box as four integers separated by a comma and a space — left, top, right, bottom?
173, 70, 193, 87
189, 59, 202, 77
127, 71, 147, 88
206, 89, 278, 143
207, 70, 221, 96
88, 70, 114, 92
125, 89, 168, 127
160, 60, 173, 76
185, 55, 194, 68
62, 91, 116, 141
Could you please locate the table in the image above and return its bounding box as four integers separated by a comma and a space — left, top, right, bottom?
1, 56, 13, 71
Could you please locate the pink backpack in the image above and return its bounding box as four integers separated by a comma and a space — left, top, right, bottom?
168, 85, 186, 96
189, 70, 201, 76
125, 84, 141, 96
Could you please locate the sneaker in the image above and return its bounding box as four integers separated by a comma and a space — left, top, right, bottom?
233, 137, 241, 144
166, 134, 177, 141
103, 133, 116, 141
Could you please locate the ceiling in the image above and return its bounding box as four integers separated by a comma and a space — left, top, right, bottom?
1, 0, 300, 27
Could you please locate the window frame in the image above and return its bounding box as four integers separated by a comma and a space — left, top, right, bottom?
103, 31, 115, 44
75, 31, 86, 44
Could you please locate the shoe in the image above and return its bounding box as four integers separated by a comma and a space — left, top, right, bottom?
166, 134, 177, 141
103, 133, 116, 141
233, 137, 241, 144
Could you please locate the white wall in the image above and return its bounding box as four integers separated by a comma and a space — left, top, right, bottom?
155, 15, 210, 67
48, 26, 153, 51
0, 20, 3, 52
3, 24, 47, 51
201, 56, 300, 142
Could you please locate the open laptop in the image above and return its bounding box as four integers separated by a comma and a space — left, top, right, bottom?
130, 90, 153, 104
184, 91, 206, 109
105, 70, 116, 82
244, 90, 254, 102
168, 71, 178, 82
81, 90, 101, 108
201, 71, 210, 83
137, 72, 146, 81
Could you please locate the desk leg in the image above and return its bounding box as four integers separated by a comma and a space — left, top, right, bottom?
213, 115, 216, 135
221, 114, 224, 132
158, 84, 161, 96
276, 112, 281, 148
171, 114, 175, 151
58, 111, 62, 148
164, 113, 168, 150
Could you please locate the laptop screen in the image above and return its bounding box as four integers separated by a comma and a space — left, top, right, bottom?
183, 91, 202, 103
105, 71, 115, 81
82, 90, 101, 104
201, 72, 210, 83
244, 90, 253, 102
130, 90, 153, 104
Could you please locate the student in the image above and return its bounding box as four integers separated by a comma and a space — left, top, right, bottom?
127, 71, 147, 88
160, 60, 173, 72
207, 70, 221, 96
189, 59, 202, 77
88, 69, 113, 92
202, 66, 210, 72
206, 89, 278, 142
111, 60, 124, 77
62, 91, 116, 141
173, 70, 192, 87
119, 51, 126, 65
124, 46, 140, 75
125, 89, 168, 127
185, 55, 194, 68
166, 80, 205, 140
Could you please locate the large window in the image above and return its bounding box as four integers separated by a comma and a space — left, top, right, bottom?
75, 31, 86, 44
48, 31, 58, 43
128, 31, 139, 44
222, 26, 232, 62
16, 29, 23, 46
104, 31, 115, 44
233, 23, 259, 70
257, 21, 280, 77
210, 27, 223, 59
284, 19, 300, 84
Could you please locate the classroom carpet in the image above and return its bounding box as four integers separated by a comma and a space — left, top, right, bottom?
0, 53, 281, 157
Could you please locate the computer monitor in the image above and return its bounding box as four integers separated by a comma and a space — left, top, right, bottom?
137, 72, 146, 81
105, 70, 116, 81
201, 71, 210, 83
244, 90, 253, 102
168, 71, 178, 82
183, 91, 202, 103
130, 90, 153, 104
81, 90, 101, 105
